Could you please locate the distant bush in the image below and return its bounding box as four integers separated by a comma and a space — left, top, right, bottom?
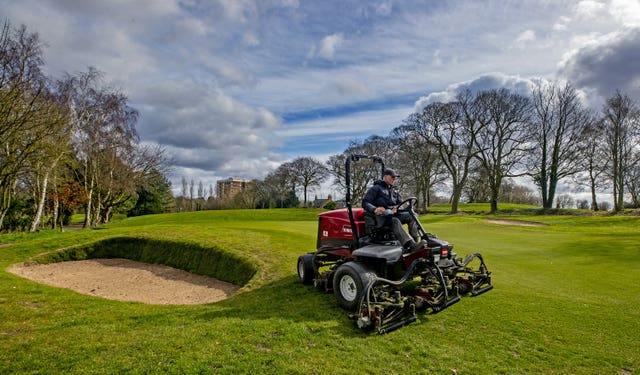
323, 201, 337, 210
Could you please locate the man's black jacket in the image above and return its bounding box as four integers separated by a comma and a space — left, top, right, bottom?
362, 180, 402, 213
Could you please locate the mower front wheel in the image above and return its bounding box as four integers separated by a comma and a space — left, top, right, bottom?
333, 263, 376, 311
297, 254, 315, 285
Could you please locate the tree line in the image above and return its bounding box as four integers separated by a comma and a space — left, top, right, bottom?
5, 20, 639, 231
215, 83, 639, 214
1, 22, 171, 232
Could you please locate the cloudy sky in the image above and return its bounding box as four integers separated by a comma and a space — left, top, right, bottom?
2, 0, 640, 195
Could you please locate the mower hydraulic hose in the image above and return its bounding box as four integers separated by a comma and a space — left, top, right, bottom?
455, 252, 486, 267
356, 258, 428, 319
361, 257, 427, 293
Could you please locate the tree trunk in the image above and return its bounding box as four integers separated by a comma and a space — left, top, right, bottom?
450, 185, 462, 214
83, 187, 93, 228
52, 193, 59, 229
0, 180, 18, 230
30, 171, 49, 232
590, 187, 599, 211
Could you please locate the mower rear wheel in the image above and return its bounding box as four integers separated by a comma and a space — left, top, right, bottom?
333, 263, 376, 311
297, 254, 315, 285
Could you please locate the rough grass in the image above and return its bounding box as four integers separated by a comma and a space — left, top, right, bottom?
1, 207, 639, 374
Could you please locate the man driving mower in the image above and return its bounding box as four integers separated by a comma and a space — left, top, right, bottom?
361, 168, 427, 253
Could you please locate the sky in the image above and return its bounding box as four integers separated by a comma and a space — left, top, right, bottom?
2, 0, 640, 198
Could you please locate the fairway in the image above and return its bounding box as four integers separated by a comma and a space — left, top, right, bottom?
1, 209, 639, 374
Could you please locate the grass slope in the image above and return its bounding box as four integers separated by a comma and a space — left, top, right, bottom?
1, 208, 639, 374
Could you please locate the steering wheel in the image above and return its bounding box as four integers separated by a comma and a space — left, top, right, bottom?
396, 197, 418, 212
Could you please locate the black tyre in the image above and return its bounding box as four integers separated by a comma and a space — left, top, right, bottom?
333, 263, 376, 311
297, 254, 315, 285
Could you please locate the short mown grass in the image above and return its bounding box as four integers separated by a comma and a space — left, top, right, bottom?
1, 207, 639, 374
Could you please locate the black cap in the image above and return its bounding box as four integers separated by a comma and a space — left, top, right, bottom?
383, 168, 399, 178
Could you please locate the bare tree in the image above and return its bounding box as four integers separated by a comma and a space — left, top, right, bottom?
326, 136, 392, 204
0, 22, 49, 229
411, 90, 484, 213
289, 156, 329, 207
529, 81, 591, 210
625, 162, 640, 207
555, 194, 575, 209
264, 165, 297, 208
189, 179, 194, 210
28, 87, 73, 231
93, 90, 139, 223
474, 89, 532, 213
574, 117, 608, 211
392, 117, 447, 211
601, 91, 640, 211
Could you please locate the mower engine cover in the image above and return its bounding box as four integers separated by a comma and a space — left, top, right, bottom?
316, 208, 365, 249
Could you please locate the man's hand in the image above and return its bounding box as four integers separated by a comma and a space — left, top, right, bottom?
374, 206, 397, 215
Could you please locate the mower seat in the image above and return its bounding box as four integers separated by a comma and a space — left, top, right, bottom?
352, 243, 403, 263
364, 211, 396, 243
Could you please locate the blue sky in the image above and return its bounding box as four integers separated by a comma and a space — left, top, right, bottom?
2, 0, 640, 195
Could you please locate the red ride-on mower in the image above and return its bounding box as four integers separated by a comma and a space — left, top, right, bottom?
297, 154, 492, 334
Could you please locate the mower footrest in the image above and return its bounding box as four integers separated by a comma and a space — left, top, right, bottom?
472, 284, 493, 296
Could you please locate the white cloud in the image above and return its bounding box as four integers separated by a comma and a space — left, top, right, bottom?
609, 0, 640, 26
574, 0, 607, 20
514, 30, 537, 47
310, 33, 344, 60
132, 80, 282, 175
414, 73, 542, 111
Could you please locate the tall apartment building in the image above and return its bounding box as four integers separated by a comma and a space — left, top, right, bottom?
216, 177, 251, 199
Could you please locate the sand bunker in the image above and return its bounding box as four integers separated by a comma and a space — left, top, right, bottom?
484, 219, 547, 227
7, 258, 240, 305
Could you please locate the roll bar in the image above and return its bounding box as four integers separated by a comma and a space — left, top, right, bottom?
345, 154, 385, 247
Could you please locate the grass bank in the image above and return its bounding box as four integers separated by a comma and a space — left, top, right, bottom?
1, 208, 639, 374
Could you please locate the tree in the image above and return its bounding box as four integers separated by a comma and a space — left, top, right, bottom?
289, 156, 329, 207
128, 169, 173, 216
65, 67, 140, 226
413, 90, 484, 213
180, 176, 188, 211
28, 87, 73, 231
264, 163, 297, 208
500, 179, 540, 205
0, 22, 50, 229
574, 118, 608, 211
474, 89, 532, 213
392, 116, 446, 211
555, 194, 575, 209
327, 136, 392, 205
96, 91, 140, 223
464, 163, 492, 203
601, 91, 640, 211
529, 82, 591, 210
